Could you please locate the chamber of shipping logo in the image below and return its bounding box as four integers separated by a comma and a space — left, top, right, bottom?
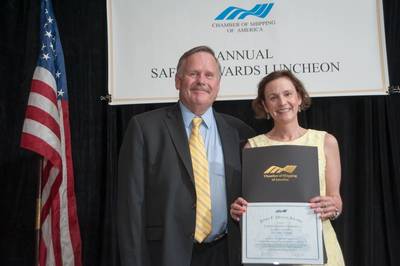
264, 165, 297, 174
264, 165, 298, 181
215, 3, 274, 20
212, 3, 276, 33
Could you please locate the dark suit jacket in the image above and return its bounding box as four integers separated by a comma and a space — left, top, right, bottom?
117, 103, 255, 266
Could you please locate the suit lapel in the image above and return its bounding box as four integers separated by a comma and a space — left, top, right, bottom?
164, 104, 194, 183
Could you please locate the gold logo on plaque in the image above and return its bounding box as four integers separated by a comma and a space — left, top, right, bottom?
264, 165, 297, 174
263, 165, 298, 181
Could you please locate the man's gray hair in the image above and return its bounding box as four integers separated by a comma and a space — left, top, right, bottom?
176, 45, 222, 77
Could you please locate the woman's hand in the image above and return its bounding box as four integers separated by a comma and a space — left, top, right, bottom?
230, 197, 248, 221
309, 195, 341, 221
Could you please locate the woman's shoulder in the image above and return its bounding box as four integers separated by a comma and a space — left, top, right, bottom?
307, 128, 327, 136
247, 133, 268, 147
304, 129, 330, 148
307, 129, 337, 145
324, 132, 339, 149
307, 129, 339, 151
249, 133, 267, 139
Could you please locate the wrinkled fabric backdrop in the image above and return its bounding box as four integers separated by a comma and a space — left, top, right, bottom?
0, 0, 399, 265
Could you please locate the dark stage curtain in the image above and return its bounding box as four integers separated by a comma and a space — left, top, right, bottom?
1, 0, 399, 265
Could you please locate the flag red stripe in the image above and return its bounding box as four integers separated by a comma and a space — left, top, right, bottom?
21, 133, 62, 169
41, 162, 53, 191
25, 106, 61, 140
40, 172, 62, 225
39, 236, 47, 266
31, 79, 58, 105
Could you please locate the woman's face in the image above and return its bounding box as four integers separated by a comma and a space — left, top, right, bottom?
262, 77, 302, 124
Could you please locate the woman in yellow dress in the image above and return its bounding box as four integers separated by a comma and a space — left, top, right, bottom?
230, 70, 345, 265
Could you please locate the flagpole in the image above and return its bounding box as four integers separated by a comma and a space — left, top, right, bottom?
35, 158, 42, 266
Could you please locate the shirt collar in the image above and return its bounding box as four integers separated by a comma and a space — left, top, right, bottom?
179, 101, 213, 129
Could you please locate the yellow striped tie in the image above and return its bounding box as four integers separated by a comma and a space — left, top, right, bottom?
189, 117, 212, 243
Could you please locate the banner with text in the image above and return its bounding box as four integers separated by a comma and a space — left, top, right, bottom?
107, 0, 388, 105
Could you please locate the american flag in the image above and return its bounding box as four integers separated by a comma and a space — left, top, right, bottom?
20, 0, 82, 265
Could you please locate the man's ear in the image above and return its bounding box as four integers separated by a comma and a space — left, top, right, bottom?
175, 75, 181, 91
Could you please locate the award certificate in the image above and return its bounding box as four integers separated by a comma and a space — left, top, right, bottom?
242, 202, 323, 264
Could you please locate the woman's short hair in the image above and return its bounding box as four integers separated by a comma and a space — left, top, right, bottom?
252, 70, 311, 119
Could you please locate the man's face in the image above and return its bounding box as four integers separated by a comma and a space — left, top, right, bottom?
175, 52, 221, 115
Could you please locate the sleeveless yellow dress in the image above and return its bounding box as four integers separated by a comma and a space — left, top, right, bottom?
248, 129, 345, 266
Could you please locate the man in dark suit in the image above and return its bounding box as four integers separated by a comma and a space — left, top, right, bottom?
117, 46, 255, 266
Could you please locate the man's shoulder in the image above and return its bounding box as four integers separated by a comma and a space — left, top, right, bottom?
215, 112, 256, 139
123, 104, 180, 135
134, 104, 178, 122
216, 112, 250, 128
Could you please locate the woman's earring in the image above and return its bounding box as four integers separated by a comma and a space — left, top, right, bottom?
298, 106, 302, 113
266, 112, 271, 120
